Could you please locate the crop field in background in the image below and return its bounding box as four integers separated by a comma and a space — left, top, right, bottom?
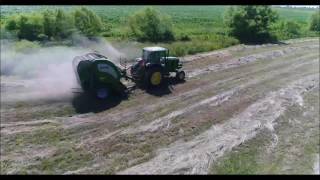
1, 6, 316, 22
1, 5, 318, 57
1, 5, 317, 36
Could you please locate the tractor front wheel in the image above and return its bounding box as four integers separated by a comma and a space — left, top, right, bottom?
145, 67, 163, 88
176, 71, 185, 81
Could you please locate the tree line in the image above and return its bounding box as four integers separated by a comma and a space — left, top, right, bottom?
224, 6, 319, 43
2, 7, 105, 41
1, 6, 319, 44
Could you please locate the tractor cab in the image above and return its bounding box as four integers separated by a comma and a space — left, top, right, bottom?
142, 46, 168, 65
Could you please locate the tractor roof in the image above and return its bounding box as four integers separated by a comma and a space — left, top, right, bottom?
143, 47, 167, 52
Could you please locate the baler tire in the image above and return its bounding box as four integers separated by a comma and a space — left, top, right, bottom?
96, 87, 110, 99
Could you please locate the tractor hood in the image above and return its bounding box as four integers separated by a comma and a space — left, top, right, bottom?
167, 57, 179, 60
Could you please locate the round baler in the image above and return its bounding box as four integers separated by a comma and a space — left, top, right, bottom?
73, 53, 127, 99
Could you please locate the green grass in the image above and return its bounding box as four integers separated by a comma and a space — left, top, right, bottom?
21, 146, 93, 174
31, 106, 75, 119
1, 126, 66, 153
209, 127, 285, 174
210, 88, 320, 174
273, 7, 317, 22
13, 104, 76, 121
211, 147, 261, 174
2, 5, 316, 23
0, 124, 94, 174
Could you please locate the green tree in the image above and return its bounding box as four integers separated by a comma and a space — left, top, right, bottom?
309, 12, 320, 32
224, 6, 278, 43
42, 9, 56, 40
55, 9, 75, 40
16, 14, 44, 41
73, 7, 103, 37
128, 7, 175, 42
4, 15, 19, 38
3, 8, 105, 41
5, 15, 18, 31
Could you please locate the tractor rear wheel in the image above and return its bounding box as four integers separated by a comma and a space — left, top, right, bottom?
145, 67, 163, 88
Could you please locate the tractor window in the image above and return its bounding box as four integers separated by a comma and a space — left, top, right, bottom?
153, 51, 165, 63
149, 52, 157, 63
154, 52, 160, 62
145, 51, 158, 63
143, 50, 150, 61
143, 50, 167, 63
159, 50, 167, 59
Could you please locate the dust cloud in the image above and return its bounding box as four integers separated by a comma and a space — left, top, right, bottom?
0, 36, 130, 102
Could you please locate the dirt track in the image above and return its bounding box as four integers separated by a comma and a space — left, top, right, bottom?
1, 38, 319, 174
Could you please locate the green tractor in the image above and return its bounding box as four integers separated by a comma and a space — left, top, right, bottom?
130, 47, 185, 87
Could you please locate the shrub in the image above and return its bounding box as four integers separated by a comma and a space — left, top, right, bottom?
4, 15, 19, 32
170, 43, 187, 56
179, 33, 191, 41
271, 20, 305, 40
128, 7, 175, 42
3, 7, 105, 42
16, 14, 44, 41
14, 40, 40, 53
224, 6, 278, 43
163, 35, 239, 57
2, 20, 16, 39
309, 12, 320, 32
285, 21, 301, 36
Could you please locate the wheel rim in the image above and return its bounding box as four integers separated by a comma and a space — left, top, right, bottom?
97, 88, 108, 99
150, 72, 162, 85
